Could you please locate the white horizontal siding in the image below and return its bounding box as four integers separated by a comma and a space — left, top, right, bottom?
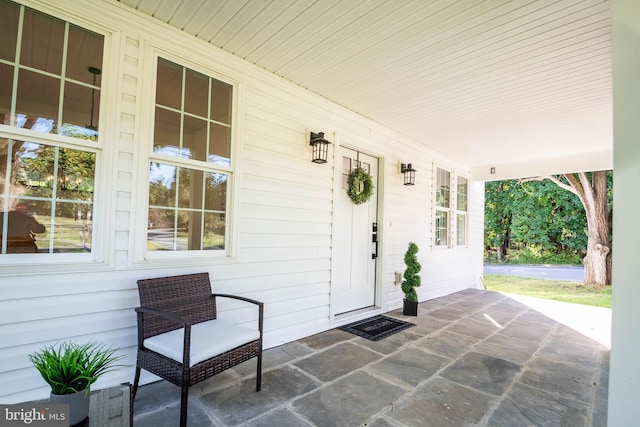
1, 0, 483, 403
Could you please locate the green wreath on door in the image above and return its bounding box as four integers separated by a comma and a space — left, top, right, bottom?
347, 168, 374, 205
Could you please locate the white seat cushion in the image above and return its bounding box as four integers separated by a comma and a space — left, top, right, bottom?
144, 319, 260, 367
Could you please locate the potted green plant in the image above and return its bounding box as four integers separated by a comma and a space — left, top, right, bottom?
401, 242, 422, 316
28, 341, 123, 426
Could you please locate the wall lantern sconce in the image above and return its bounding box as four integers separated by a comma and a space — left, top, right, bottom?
400, 163, 416, 185
309, 131, 331, 164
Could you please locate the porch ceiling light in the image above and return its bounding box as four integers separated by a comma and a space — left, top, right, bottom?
309, 131, 331, 164
400, 163, 416, 185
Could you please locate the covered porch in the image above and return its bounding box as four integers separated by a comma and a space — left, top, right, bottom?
3, 1, 639, 424
133, 289, 610, 426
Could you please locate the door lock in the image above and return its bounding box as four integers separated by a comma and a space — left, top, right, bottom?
372, 222, 378, 259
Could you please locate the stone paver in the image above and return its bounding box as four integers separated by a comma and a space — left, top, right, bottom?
420, 329, 480, 359
488, 382, 590, 426
519, 356, 598, 404
368, 346, 449, 388
131, 290, 609, 427
440, 351, 521, 396
474, 331, 539, 364
446, 313, 502, 340
387, 377, 497, 427
200, 366, 318, 425
298, 328, 352, 349
293, 342, 381, 382
292, 371, 404, 427
428, 305, 470, 322
405, 314, 451, 336
244, 408, 312, 427
538, 332, 604, 370
499, 317, 554, 343
353, 329, 422, 354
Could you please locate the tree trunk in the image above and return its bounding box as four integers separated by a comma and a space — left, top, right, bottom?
581, 172, 612, 285
564, 171, 612, 286
525, 171, 612, 286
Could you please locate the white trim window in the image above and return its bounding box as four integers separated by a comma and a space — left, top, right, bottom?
434, 167, 451, 247
0, 0, 104, 257
145, 57, 234, 255
456, 176, 469, 246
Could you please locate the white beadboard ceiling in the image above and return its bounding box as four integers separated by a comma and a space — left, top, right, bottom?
117, 0, 612, 176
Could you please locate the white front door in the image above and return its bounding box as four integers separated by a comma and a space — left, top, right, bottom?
333, 146, 379, 315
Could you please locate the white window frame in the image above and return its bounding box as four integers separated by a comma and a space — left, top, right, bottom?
455, 175, 469, 247
133, 43, 241, 264
433, 166, 451, 248
0, 1, 114, 270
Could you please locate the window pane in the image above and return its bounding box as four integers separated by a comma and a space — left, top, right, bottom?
184, 68, 208, 117
210, 79, 232, 124
0, 0, 19, 62
61, 81, 100, 140
1, 140, 95, 254
3, 141, 55, 202
149, 163, 177, 208
204, 212, 225, 250
65, 25, 104, 85
0, 63, 13, 126
436, 168, 450, 208
1, 205, 47, 253
20, 7, 65, 74
182, 210, 203, 250
177, 168, 204, 209
435, 210, 448, 246
208, 123, 230, 165
53, 149, 96, 199
457, 177, 468, 211
456, 214, 466, 246
183, 115, 207, 161
16, 69, 60, 134
204, 173, 227, 211
44, 201, 93, 253
153, 107, 181, 156
147, 209, 212, 251
147, 208, 175, 250
156, 58, 182, 110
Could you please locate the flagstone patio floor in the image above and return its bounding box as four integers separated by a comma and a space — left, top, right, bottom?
132, 289, 609, 426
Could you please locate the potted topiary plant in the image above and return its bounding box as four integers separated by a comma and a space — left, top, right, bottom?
28, 341, 123, 426
401, 242, 422, 316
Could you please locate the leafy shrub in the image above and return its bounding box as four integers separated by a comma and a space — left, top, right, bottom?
401, 242, 422, 302
28, 341, 123, 395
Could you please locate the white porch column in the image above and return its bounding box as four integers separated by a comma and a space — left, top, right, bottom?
610, 1, 640, 425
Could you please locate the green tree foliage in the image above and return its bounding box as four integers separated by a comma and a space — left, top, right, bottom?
510, 179, 587, 253
485, 179, 589, 264
401, 242, 421, 302
484, 180, 516, 259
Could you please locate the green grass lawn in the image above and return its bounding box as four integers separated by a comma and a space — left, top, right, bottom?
484, 274, 612, 308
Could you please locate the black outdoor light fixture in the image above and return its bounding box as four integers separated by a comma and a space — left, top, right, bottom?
309, 131, 331, 164
400, 163, 416, 185
86, 66, 101, 131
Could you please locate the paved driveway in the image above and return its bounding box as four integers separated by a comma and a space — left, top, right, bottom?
484, 263, 584, 282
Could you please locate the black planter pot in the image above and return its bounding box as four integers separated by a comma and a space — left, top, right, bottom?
403, 299, 418, 316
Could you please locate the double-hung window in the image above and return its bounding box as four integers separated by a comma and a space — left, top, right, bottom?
434, 167, 451, 247
146, 57, 233, 254
0, 0, 104, 256
456, 176, 469, 246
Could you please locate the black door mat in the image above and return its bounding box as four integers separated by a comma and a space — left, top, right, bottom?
338, 315, 415, 341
